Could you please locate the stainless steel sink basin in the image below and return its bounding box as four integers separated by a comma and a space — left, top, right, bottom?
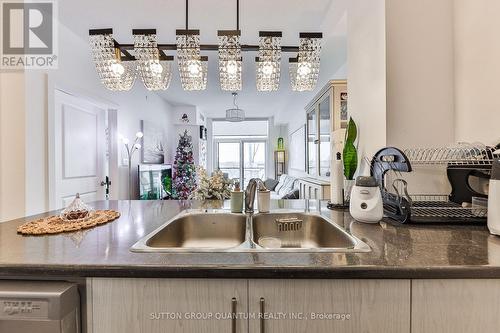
131, 209, 370, 253
131, 212, 247, 252
252, 212, 370, 252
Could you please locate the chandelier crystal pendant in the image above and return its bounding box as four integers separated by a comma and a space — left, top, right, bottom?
225, 92, 245, 122
176, 29, 207, 91
218, 30, 242, 91
290, 32, 322, 91
89, 29, 136, 91
256, 31, 282, 92
133, 29, 173, 91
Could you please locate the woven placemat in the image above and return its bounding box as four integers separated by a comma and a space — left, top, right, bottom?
17, 210, 121, 235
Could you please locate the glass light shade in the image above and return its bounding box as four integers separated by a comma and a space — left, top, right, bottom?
218, 30, 242, 91
225, 108, 245, 122
176, 29, 207, 91
225, 92, 245, 122
89, 30, 136, 91
133, 31, 173, 91
289, 33, 322, 91
256, 31, 282, 92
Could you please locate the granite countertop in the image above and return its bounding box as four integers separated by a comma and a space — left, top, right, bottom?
0, 200, 499, 279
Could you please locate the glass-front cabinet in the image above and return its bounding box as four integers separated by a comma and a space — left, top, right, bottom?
306, 80, 348, 178
307, 110, 317, 176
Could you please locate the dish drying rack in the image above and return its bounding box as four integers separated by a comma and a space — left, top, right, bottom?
368, 143, 497, 224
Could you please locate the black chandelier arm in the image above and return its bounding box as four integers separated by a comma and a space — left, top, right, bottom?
236, 0, 240, 31
116, 43, 300, 53
185, 0, 189, 30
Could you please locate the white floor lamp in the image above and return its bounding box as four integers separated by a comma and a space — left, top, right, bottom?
121, 131, 143, 200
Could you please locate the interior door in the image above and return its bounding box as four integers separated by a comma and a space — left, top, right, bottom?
52, 89, 107, 209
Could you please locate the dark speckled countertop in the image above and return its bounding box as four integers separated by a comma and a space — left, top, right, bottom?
0, 200, 499, 279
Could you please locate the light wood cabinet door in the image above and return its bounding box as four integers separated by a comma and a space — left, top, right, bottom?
90, 278, 248, 333
248, 279, 410, 333
412, 279, 500, 333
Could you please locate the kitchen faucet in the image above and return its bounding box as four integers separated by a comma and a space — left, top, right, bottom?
245, 178, 266, 214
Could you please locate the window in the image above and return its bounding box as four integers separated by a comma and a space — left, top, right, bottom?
217, 142, 241, 181
213, 120, 268, 188
216, 140, 267, 189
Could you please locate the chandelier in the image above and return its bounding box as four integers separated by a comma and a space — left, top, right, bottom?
88, 0, 322, 92
225, 92, 245, 122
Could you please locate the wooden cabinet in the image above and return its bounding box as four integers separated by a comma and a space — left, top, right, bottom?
306, 80, 347, 178
248, 279, 410, 333
412, 279, 500, 333
89, 278, 410, 333
89, 278, 248, 333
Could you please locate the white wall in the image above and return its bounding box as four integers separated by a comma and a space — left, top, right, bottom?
386, 0, 500, 148
25, 73, 49, 216
347, 0, 387, 174
385, 0, 456, 195
454, 0, 500, 146
0, 72, 26, 222
386, 0, 455, 147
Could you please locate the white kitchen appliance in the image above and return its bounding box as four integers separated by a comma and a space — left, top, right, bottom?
349, 176, 383, 223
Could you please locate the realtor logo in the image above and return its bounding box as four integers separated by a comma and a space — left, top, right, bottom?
1, 0, 58, 69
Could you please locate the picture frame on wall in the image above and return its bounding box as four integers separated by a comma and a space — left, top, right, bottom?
141, 120, 165, 164
199, 125, 207, 140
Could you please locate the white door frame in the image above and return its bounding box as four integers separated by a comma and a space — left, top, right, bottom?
48, 87, 119, 209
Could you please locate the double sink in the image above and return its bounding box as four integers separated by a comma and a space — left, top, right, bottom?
131, 210, 370, 253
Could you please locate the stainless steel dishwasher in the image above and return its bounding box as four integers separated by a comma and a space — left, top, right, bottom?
0, 281, 80, 333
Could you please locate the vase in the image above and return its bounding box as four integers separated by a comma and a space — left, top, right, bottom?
343, 179, 356, 204
277, 137, 284, 150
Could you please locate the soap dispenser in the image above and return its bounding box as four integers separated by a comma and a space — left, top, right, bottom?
230, 181, 244, 213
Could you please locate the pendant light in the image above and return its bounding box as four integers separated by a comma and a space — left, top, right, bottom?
218, 0, 242, 91
133, 29, 173, 91
89, 29, 136, 91
256, 31, 282, 91
225, 92, 245, 122
176, 0, 207, 91
290, 33, 322, 91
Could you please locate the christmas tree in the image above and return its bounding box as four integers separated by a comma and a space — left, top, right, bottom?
172, 130, 197, 199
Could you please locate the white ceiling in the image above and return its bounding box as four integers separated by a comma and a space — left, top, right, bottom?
60, 0, 347, 118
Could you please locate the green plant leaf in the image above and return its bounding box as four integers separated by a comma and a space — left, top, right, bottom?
343, 143, 358, 180
345, 117, 357, 144
343, 117, 358, 180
